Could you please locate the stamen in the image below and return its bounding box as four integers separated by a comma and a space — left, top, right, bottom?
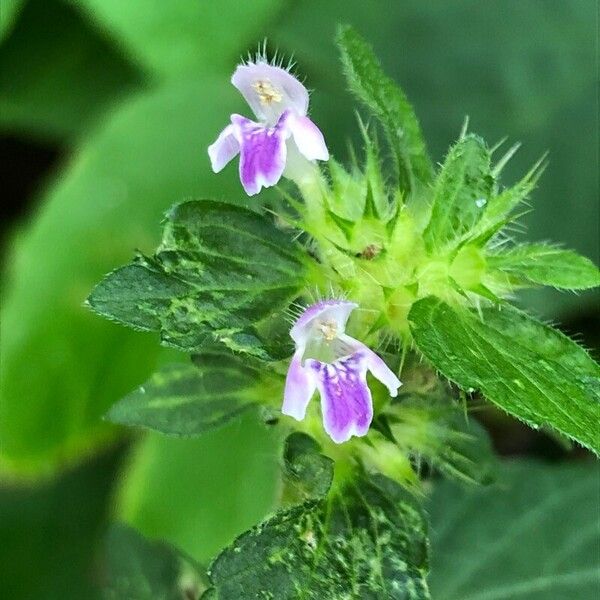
319, 319, 338, 342
253, 80, 283, 105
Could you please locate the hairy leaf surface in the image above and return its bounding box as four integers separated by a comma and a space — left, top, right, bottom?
88, 200, 305, 359
488, 243, 600, 289
204, 473, 430, 599
424, 134, 494, 251
409, 297, 600, 454
337, 25, 433, 192
106, 352, 271, 436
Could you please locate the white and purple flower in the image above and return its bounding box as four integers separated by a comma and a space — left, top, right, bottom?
283, 300, 401, 444
208, 57, 329, 196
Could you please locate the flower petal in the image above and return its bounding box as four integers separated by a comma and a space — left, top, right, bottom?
290, 300, 357, 346
308, 352, 373, 444
232, 61, 309, 123
282, 349, 316, 421
231, 113, 290, 196
287, 113, 329, 162
364, 348, 402, 396
207, 124, 240, 172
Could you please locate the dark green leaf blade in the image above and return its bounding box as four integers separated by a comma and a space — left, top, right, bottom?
204, 473, 430, 599
75, 0, 284, 80
409, 297, 600, 454
103, 524, 206, 600
88, 200, 306, 359
281, 432, 334, 502
337, 25, 433, 192
423, 134, 494, 251
0, 0, 143, 140
106, 353, 265, 436
429, 460, 600, 600
488, 243, 600, 289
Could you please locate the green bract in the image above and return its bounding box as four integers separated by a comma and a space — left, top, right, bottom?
84, 24, 599, 600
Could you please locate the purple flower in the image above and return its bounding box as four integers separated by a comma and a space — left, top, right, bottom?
283, 300, 401, 444
208, 59, 329, 196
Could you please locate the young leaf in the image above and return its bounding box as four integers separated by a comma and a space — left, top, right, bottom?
204, 473, 430, 599
282, 432, 334, 502
429, 460, 600, 599
337, 25, 433, 192
103, 524, 206, 600
105, 352, 269, 436
88, 200, 306, 360
488, 243, 600, 289
409, 297, 600, 454
423, 134, 494, 252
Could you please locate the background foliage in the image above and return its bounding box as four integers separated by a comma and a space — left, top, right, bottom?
1, 1, 597, 598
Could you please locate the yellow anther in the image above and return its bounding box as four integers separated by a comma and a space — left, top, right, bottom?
253, 80, 283, 106
319, 319, 338, 342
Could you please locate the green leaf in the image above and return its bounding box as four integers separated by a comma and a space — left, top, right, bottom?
73, 0, 284, 80
429, 460, 600, 600
336, 24, 433, 192
0, 0, 143, 140
488, 243, 600, 290
281, 432, 334, 503
0, 79, 262, 476
116, 420, 280, 564
409, 297, 600, 454
0, 447, 123, 600
88, 200, 305, 360
105, 351, 274, 436
103, 524, 205, 600
204, 473, 430, 599
0, 0, 23, 40
424, 134, 494, 251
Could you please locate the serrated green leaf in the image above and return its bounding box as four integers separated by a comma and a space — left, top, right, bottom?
409, 297, 600, 454
488, 243, 600, 290
336, 25, 433, 193
281, 432, 334, 503
204, 473, 430, 599
429, 460, 600, 600
424, 134, 494, 251
88, 200, 305, 359
105, 352, 271, 436
103, 524, 205, 600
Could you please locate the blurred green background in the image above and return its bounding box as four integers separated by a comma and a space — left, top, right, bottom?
0, 1, 597, 598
